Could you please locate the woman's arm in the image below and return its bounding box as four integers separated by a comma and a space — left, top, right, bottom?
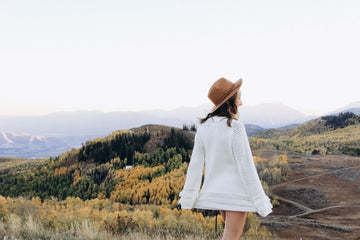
178, 131, 205, 209
232, 121, 272, 217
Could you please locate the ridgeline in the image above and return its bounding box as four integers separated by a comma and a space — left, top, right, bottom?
251, 112, 360, 156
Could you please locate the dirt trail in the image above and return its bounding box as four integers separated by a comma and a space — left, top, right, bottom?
275, 195, 312, 212
270, 163, 360, 214
291, 204, 360, 218
262, 163, 360, 236
271, 164, 360, 189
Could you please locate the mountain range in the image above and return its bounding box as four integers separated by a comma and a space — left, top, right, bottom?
0, 101, 359, 158
1, 109, 359, 239
0, 131, 95, 159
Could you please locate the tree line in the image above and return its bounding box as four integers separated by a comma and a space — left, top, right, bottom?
322, 112, 360, 130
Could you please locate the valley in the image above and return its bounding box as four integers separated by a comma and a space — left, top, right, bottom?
258, 152, 360, 239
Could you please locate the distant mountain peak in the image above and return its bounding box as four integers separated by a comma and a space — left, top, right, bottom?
0, 131, 47, 145
327, 101, 360, 115
0, 131, 14, 144
344, 101, 360, 108
239, 102, 307, 128
30, 135, 46, 142
9, 132, 30, 137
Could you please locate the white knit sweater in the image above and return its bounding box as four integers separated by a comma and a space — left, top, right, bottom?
179, 117, 272, 217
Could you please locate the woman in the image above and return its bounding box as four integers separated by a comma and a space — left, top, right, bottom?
179, 77, 272, 240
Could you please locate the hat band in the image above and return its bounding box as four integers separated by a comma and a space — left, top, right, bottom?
215, 86, 238, 106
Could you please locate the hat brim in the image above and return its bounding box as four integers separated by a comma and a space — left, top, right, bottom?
210, 78, 243, 113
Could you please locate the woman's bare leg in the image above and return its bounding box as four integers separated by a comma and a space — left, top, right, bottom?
221, 211, 247, 240
220, 210, 226, 222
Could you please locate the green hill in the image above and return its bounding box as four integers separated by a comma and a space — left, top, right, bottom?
251, 112, 360, 156
0, 124, 195, 201
0, 124, 288, 239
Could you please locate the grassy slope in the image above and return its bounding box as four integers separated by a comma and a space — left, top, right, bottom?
0, 157, 47, 175
251, 118, 360, 155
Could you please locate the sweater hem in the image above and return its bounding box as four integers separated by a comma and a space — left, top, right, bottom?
194, 201, 257, 212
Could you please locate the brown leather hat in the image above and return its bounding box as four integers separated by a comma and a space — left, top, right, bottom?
208, 77, 243, 113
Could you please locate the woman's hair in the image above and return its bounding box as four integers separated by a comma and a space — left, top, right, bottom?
200, 92, 239, 127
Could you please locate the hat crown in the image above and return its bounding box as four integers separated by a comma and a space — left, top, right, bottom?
208, 78, 236, 106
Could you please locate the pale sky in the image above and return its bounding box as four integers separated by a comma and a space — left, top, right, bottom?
1, 0, 359, 116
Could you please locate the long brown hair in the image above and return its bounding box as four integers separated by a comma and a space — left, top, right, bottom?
200, 92, 239, 127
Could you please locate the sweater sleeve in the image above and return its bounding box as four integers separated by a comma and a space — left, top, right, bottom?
178, 131, 205, 209
232, 121, 272, 217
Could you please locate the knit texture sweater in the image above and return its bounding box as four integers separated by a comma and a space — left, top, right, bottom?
179, 117, 272, 217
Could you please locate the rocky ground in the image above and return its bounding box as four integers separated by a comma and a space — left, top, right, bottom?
255, 152, 360, 240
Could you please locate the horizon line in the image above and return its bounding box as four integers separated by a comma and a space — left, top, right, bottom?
1, 101, 358, 117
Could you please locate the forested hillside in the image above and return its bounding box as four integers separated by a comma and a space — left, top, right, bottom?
0, 125, 194, 200
0, 124, 291, 239
251, 112, 360, 156
0, 123, 288, 202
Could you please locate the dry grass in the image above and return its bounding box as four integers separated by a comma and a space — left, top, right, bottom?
0, 194, 276, 240
0, 213, 275, 240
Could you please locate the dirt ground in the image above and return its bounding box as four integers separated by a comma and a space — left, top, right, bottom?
256, 151, 360, 240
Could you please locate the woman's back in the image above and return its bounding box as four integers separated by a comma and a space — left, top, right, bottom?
197, 117, 246, 197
